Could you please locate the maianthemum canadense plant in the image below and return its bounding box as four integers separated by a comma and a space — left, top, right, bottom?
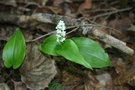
2, 20, 111, 69
39, 20, 111, 69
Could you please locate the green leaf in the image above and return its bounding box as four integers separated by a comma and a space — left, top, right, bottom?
56, 39, 92, 69
49, 81, 64, 90
39, 35, 58, 56
2, 28, 26, 69
73, 37, 111, 68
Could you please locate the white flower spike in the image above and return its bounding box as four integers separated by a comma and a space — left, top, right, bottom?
56, 20, 66, 43
56, 20, 66, 31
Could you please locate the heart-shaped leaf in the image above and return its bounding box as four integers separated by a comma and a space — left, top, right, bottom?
56, 39, 92, 69
2, 28, 26, 69
39, 35, 58, 56
73, 37, 111, 68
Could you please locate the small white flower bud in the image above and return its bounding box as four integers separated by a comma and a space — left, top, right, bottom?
56, 34, 61, 38
61, 31, 66, 37
56, 20, 66, 43
56, 20, 66, 31
56, 30, 61, 34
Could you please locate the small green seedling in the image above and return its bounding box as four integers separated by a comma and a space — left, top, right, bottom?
2, 28, 26, 69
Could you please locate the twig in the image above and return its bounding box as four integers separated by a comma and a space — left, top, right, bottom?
31, 13, 134, 55
90, 7, 132, 19
90, 8, 114, 13
67, 27, 79, 35
26, 31, 55, 42
80, 22, 121, 34
27, 27, 79, 42
92, 29, 134, 55
26, 26, 78, 42
0, 13, 134, 55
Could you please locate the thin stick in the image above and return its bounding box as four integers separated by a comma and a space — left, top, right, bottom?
80, 23, 121, 34
67, 27, 79, 35
1, 13, 132, 55
90, 7, 132, 19
26, 31, 55, 42
92, 29, 134, 55
26, 26, 78, 42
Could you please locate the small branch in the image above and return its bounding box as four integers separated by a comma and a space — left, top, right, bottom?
0, 13, 134, 55
92, 29, 134, 55
90, 7, 132, 19
67, 27, 79, 35
26, 26, 78, 42
26, 31, 55, 42
31, 13, 79, 26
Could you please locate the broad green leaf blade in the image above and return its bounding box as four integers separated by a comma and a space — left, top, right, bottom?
56, 39, 92, 69
39, 35, 58, 56
73, 37, 111, 68
2, 28, 26, 69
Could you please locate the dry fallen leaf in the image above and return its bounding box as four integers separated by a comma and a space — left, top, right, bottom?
95, 73, 112, 89
53, 0, 64, 7
108, 18, 131, 41
20, 43, 57, 90
84, 71, 99, 90
37, 0, 48, 6
114, 62, 135, 86
84, 71, 112, 90
79, 0, 92, 10
112, 58, 126, 74
0, 0, 17, 7
0, 83, 10, 90
12, 80, 27, 90
77, 0, 92, 16
128, 24, 135, 31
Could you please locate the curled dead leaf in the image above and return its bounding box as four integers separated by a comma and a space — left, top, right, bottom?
20, 43, 57, 90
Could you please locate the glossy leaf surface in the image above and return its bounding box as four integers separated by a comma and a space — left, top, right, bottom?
2, 28, 26, 69
39, 35, 58, 56
56, 39, 92, 69
73, 37, 111, 68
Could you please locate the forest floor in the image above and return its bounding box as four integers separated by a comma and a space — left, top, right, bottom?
0, 0, 135, 90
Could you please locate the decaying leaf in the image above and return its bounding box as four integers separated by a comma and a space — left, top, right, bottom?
77, 0, 92, 16
84, 71, 112, 90
112, 56, 135, 86
20, 43, 57, 90
114, 64, 135, 86
108, 18, 131, 41
128, 24, 135, 31
0, 83, 10, 90
78, 0, 92, 10
12, 80, 27, 90
84, 71, 99, 90
112, 58, 126, 74
0, 0, 17, 7
95, 73, 112, 89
